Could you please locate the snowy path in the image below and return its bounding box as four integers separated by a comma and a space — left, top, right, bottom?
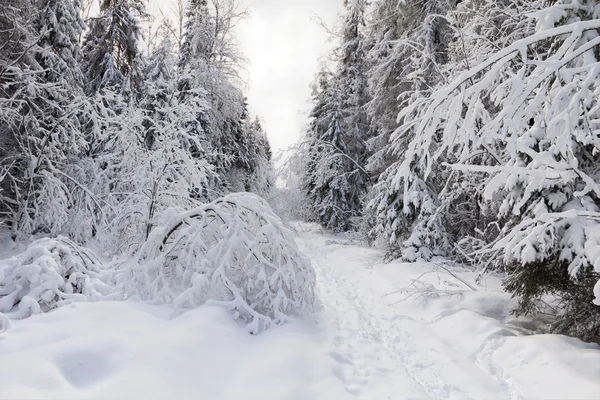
296, 223, 600, 400
299, 226, 517, 400
0, 223, 598, 399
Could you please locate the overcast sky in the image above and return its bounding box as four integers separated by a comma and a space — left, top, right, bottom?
234, 0, 344, 157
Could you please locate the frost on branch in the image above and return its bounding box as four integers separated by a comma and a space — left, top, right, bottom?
125, 193, 317, 333
0, 237, 115, 318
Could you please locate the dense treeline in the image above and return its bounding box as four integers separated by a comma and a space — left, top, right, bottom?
0, 0, 274, 253
296, 0, 600, 341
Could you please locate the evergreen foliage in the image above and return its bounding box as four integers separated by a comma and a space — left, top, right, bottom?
81, 0, 147, 96
0, 0, 87, 240
301, 0, 372, 232
293, 0, 600, 341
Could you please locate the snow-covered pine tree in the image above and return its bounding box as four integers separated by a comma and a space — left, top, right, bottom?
140, 35, 178, 150
301, 69, 333, 215
244, 117, 274, 197
337, 0, 372, 180
175, 0, 213, 187
35, 0, 86, 89
365, 0, 453, 181
364, 0, 404, 182
177, 0, 252, 196
425, 0, 547, 261
178, 0, 213, 75
301, 0, 372, 232
302, 72, 357, 231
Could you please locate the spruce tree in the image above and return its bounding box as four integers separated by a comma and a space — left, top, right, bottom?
301, 0, 372, 232
362, 0, 458, 257
81, 0, 146, 96
363, 0, 600, 340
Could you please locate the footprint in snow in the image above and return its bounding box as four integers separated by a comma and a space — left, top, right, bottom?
56, 350, 112, 388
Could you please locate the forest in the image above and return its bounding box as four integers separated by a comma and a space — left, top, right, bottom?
0, 1, 599, 394
291, 0, 600, 342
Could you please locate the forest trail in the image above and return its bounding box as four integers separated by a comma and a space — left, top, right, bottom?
0, 223, 598, 400
296, 223, 521, 400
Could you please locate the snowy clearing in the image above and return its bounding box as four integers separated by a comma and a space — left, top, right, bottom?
0, 223, 599, 400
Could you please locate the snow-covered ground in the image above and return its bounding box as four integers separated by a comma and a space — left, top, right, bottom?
1, 223, 599, 400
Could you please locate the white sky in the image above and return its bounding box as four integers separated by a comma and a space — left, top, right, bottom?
234, 0, 344, 157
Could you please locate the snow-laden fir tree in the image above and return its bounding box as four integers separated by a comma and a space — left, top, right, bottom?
301, 0, 372, 232
140, 35, 181, 150
35, 0, 86, 88
178, 0, 213, 74
374, 0, 600, 340
177, 0, 255, 196
302, 73, 362, 232
81, 0, 147, 97
365, 0, 455, 181
240, 117, 274, 197
363, 0, 456, 259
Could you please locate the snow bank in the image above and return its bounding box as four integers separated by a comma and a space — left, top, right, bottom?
494, 334, 600, 400
0, 301, 353, 400
124, 193, 317, 333
0, 237, 115, 319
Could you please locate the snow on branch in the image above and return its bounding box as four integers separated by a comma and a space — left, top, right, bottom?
0, 237, 116, 319
395, 19, 600, 182
387, 8, 600, 307
123, 192, 317, 334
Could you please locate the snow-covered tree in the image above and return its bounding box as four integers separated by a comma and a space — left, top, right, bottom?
35, 0, 86, 88
0, 237, 115, 318
378, 0, 600, 339
301, 0, 372, 232
81, 0, 147, 96
0, 0, 88, 240
363, 0, 457, 255
178, 0, 213, 73
242, 117, 274, 197
177, 0, 252, 195
302, 72, 355, 231
365, 0, 454, 180
124, 193, 317, 333
140, 35, 179, 150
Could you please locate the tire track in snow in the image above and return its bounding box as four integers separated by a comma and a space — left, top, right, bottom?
298, 228, 522, 400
